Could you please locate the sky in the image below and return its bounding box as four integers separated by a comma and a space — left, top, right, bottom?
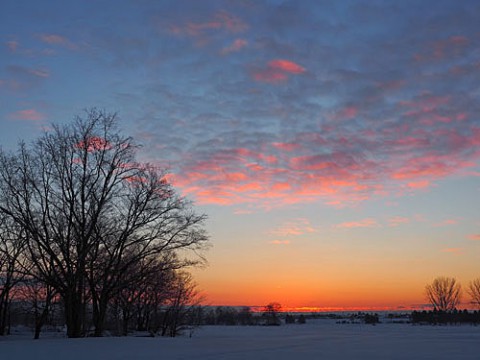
1, 0, 479, 311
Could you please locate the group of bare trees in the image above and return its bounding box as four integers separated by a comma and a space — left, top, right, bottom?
0, 110, 208, 338
425, 276, 480, 311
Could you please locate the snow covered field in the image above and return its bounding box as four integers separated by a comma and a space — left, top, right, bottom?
2, 320, 480, 359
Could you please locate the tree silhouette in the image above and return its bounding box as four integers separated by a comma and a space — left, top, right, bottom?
0, 109, 208, 337
263, 302, 282, 326
468, 278, 480, 309
0, 216, 26, 335
425, 276, 461, 311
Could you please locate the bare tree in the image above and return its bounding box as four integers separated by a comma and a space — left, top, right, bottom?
0, 216, 26, 335
111, 260, 200, 337
111, 255, 176, 336
18, 277, 58, 339
425, 276, 462, 311
157, 271, 203, 337
238, 306, 254, 325
0, 109, 208, 337
262, 302, 282, 326
468, 278, 480, 309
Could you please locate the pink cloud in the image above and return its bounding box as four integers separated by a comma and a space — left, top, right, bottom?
328, 106, 360, 121
225, 172, 248, 182
169, 10, 247, 41
164, 91, 480, 208
339, 106, 358, 119
467, 234, 480, 241
433, 36, 469, 59
172, 139, 384, 207
233, 208, 254, 215
376, 79, 405, 91
252, 68, 288, 83
236, 182, 263, 192
29, 68, 50, 78
290, 152, 364, 178
441, 248, 463, 255
414, 35, 470, 62
271, 142, 300, 151
269, 240, 290, 245
414, 214, 427, 222
335, 218, 379, 229
171, 121, 477, 206
230, 147, 277, 164
291, 155, 330, 171
40, 34, 67, 44
9, 109, 45, 121
123, 175, 148, 184
185, 21, 222, 36
75, 136, 112, 152
406, 180, 430, 189
215, 10, 248, 32
268, 218, 317, 237
221, 38, 247, 55
6, 40, 18, 52
392, 155, 463, 180
389, 216, 410, 227
253, 59, 306, 83
400, 95, 450, 116
388, 137, 430, 149
38, 33, 77, 50
191, 188, 249, 206
271, 182, 291, 191
434, 219, 459, 227
268, 59, 306, 74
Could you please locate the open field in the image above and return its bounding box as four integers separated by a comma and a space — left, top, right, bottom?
2, 319, 480, 359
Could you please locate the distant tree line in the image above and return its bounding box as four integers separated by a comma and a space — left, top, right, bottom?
411, 276, 480, 325
0, 110, 209, 338
411, 309, 480, 325
201, 303, 306, 326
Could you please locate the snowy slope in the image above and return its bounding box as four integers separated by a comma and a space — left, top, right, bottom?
1, 320, 479, 359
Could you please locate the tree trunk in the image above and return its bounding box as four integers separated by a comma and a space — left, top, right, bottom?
64, 291, 84, 338
0, 295, 9, 336
92, 297, 108, 337
34, 319, 42, 339
122, 307, 130, 336
33, 297, 51, 340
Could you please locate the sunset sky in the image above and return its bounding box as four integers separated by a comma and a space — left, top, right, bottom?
1, 0, 479, 310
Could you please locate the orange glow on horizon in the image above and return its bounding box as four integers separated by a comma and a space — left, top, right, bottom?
194, 272, 437, 312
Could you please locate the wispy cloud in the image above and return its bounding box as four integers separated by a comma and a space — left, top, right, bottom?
221, 38, 247, 55
1, 65, 50, 93
414, 35, 470, 62
441, 247, 463, 255
467, 234, 480, 241
168, 10, 248, 46
388, 216, 410, 227
434, 219, 460, 227
268, 218, 317, 237
406, 180, 430, 189
128, 2, 480, 209
269, 240, 290, 245
9, 109, 46, 121
268, 59, 305, 74
6, 40, 18, 52
252, 59, 306, 83
335, 218, 379, 229
7, 65, 49, 79
37, 33, 77, 50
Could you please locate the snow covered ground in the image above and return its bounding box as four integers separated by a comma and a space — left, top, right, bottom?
1, 320, 479, 359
